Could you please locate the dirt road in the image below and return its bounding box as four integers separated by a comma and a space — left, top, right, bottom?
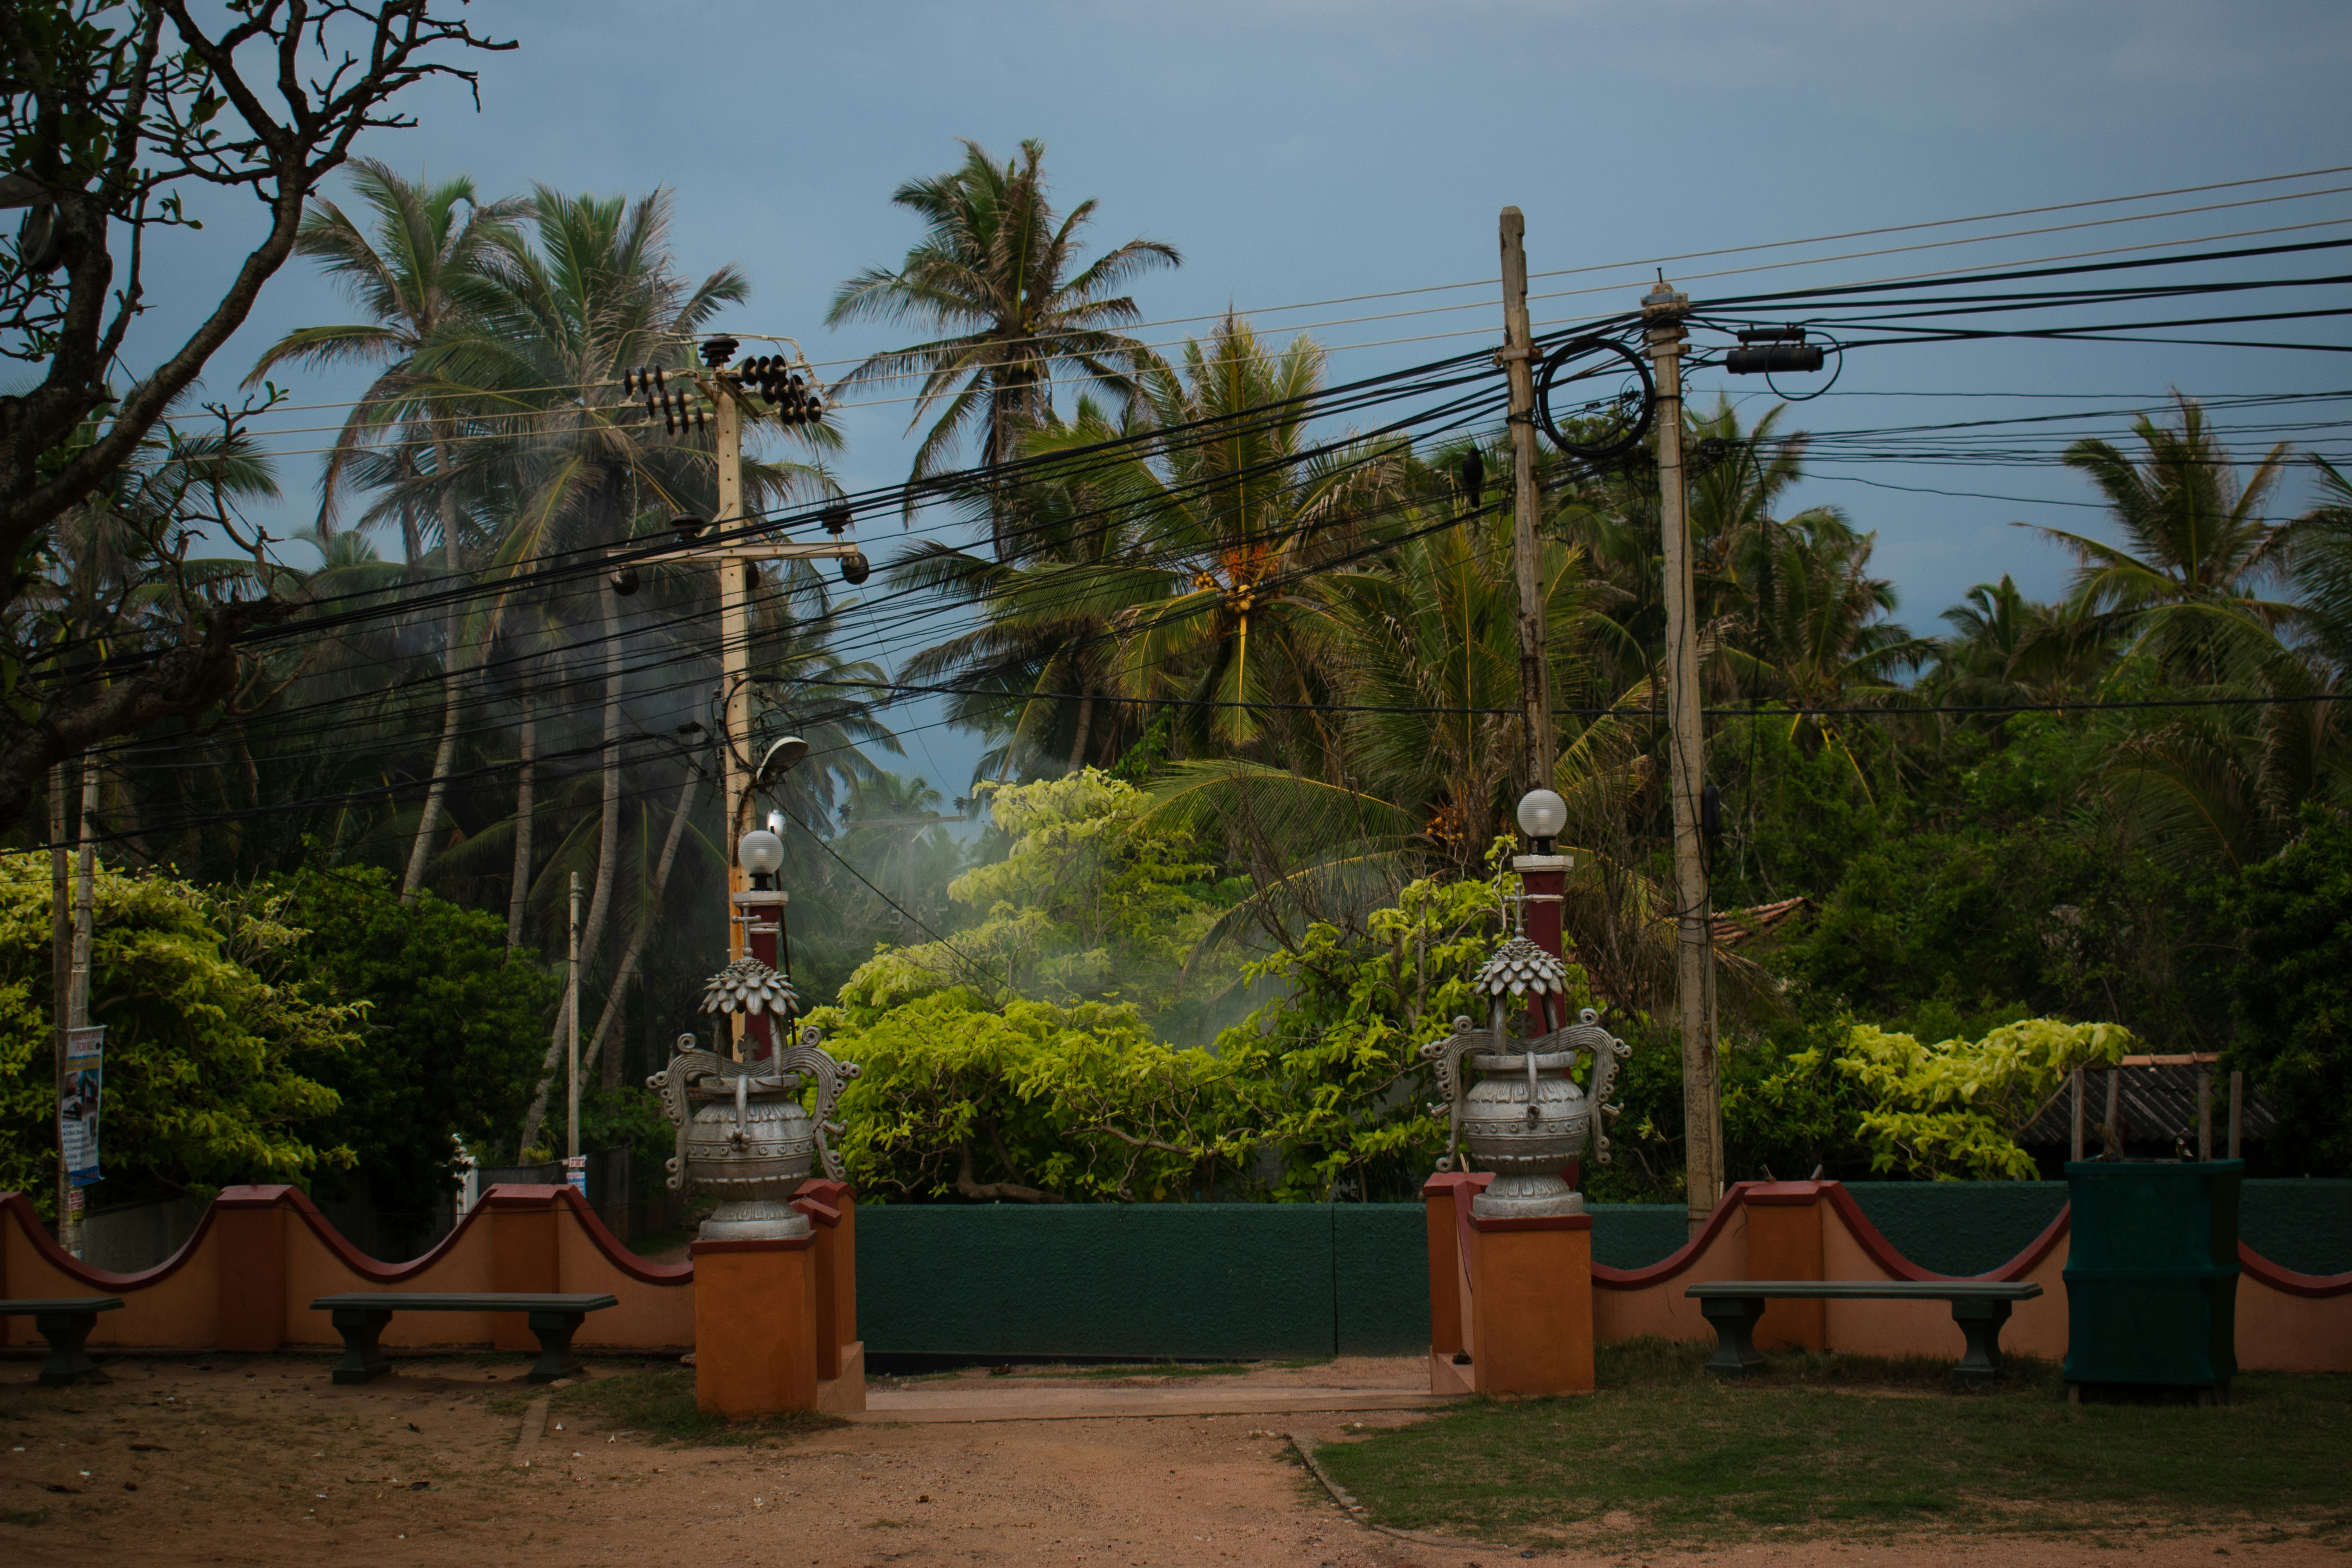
0, 1357, 2334, 1566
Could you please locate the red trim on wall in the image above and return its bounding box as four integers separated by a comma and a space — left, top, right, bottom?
549, 1187, 693, 1285
689, 1235, 813, 1256
2240, 1241, 2352, 1298
1744, 1181, 1832, 1207
1586, 1180, 2076, 1289
1, 1184, 690, 1296
1815, 1183, 2072, 1283
1468, 1212, 1592, 1232
0, 1190, 226, 1292
1590, 1180, 1762, 1289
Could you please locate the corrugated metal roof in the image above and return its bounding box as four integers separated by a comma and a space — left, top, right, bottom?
2015, 1062, 2276, 1147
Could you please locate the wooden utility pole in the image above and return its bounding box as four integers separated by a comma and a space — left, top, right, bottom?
566, 871, 581, 1165
1643, 277, 1722, 1236
1499, 208, 1553, 790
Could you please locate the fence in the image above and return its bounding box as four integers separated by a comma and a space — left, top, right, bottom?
5, 1178, 2346, 1368
853, 1180, 2351, 1360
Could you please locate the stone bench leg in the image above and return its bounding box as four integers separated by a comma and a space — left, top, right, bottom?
1699, 1297, 1767, 1375
524, 1310, 588, 1384
328, 1308, 395, 1386
1949, 1298, 2014, 1387
33, 1311, 107, 1387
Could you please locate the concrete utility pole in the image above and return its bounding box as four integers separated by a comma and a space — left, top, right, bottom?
714, 377, 753, 965
615, 341, 860, 1053
1643, 277, 1723, 1236
1498, 208, 1553, 790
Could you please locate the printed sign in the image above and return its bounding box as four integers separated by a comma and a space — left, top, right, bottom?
563, 1153, 588, 1197
60, 1025, 103, 1188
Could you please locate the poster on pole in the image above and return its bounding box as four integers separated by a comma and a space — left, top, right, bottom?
563, 1154, 588, 1198
59, 1025, 103, 1188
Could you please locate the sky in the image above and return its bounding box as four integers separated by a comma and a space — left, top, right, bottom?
117, 0, 2352, 799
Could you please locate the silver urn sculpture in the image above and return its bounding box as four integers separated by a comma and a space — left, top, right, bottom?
646, 958, 860, 1241
1421, 934, 1630, 1219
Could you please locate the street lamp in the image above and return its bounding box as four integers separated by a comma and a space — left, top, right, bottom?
738, 826, 784, 890
1516, 787, 1567, 855
756, 735, 809, 788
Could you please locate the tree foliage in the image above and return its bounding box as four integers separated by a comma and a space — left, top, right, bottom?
1819, 1018, 2135, 1180
260, 866, 556, 1243
2219, 808, 2352, 1176
0, 854, 357, 1214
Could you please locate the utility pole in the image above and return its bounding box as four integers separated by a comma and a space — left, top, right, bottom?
566, 870, 581, 1169
1643, 277, 1723, 1236
715, 373, 753, 967
64, 762, 98, 1256
614, 338, 862, 1058
1499, 208, 1553, 791
48, 763, 70, 1252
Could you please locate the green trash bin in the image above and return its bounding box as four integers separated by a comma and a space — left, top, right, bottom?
2062, 1160, 2241, 1400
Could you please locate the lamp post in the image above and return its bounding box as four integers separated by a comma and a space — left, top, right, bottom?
733, 826, 787, 1065
649, 828, 860, 1244
1514, 787, 1570, 964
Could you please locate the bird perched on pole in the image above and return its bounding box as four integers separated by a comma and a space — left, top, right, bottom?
1461, 447, 1485, 512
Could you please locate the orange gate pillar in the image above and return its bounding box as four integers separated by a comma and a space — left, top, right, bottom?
1426, 1169, 1596, 1396
690, 1234, 818, 1416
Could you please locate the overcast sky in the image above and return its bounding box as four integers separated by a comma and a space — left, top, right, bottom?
119, 0, 2352, 796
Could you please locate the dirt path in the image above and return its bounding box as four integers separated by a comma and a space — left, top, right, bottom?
1, 1357, 2336, 1567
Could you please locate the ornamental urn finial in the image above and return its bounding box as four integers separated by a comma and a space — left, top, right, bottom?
1421, 929, 1630, 1219
644, 968, 859, 1241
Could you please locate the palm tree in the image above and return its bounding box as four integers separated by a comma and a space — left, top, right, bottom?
245, 160, 529, 560
886, 393, 1153, 781
827, 138, 1179, 549
1929, 575, 2108, 705
2030, 394, 2297, 686
1142, 502, 1598, 952
1083, 319, 1401, 761
2291, 456, 2352, 673
245, 162, 529, 901
894, 321, 1400, 783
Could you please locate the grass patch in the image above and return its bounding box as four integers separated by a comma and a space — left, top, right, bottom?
1312, 1337, 2352, 1552
0, 1508, 49, 1528
1070, 1361, 1251, 1380
1272, 1356, 1336, 1371
544, 1366, 847, 1447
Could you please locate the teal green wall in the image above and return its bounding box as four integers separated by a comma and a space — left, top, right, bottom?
2240, 1180, 2352, 1276
1842, 1182, 2069, 1277
852, 1180, 2350, 1358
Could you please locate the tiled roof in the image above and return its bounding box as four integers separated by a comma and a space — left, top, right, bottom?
2014, 1057, 2276, 1146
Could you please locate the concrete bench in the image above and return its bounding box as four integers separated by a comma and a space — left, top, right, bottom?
1, 1297, 125, 1387
1686, 1279, 2044, 1385
310, 1292, 620, 1386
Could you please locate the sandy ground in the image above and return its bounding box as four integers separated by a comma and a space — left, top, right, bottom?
0, 1354, 2339, 1568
